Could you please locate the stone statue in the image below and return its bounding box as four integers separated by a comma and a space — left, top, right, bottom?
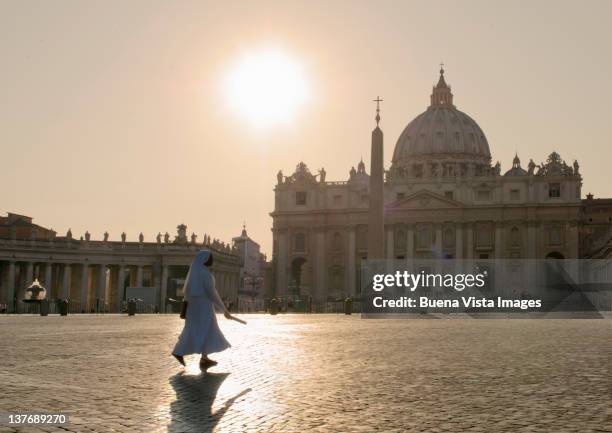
164, 232, 170, 243
176, 224, 188, 243
156, 232, 162, 243
277, 170, 283, 185
494, 162, 501, 176
431, 163, 439, 177
191, 232, 197, 244
139, 232, 144, 243
121, 232, 127, 242
319, 167, 326, 183
527, 159, 536, 176
103, 231, 109, 242
349, 166, 356, 179
573, 160, 580, 175
67, 228, 73, 240
85, 231, 91, 241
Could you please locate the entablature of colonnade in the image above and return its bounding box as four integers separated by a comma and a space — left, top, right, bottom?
0, 239, 240, 267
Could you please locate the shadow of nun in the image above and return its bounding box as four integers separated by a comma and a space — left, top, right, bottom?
168, 371, 250, 433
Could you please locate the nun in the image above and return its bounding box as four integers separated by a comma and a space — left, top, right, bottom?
172, 250, 232, 369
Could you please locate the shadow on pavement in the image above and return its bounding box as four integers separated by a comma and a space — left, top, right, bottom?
168, 371, 250, 433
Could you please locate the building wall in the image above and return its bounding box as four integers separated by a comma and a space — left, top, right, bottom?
271, 160, 584, 301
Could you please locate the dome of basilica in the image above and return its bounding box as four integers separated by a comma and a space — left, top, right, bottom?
391, 68, 491, 166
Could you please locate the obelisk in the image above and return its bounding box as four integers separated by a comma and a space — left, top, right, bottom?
368, 97, 384, 259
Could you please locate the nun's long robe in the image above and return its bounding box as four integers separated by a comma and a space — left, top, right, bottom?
173, 251, 231, 356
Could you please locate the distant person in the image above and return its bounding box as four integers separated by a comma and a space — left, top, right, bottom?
172, 250, 233, 369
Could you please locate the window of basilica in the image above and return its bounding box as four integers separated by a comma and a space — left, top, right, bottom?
294, 232, 306, 253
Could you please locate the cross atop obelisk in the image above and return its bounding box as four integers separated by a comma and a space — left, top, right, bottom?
373, 96, 383, 126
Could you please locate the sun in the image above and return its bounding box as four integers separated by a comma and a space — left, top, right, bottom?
225, 48, 310, 127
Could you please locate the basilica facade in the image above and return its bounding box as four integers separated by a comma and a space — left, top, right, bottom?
271, 68, 585, 302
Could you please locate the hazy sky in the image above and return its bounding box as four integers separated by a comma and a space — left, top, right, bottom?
2, 0, 612, 254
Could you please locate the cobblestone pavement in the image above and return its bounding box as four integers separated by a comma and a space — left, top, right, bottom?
0, 314, 610, 433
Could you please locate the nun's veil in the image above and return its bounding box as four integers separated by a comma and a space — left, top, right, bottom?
182, 250, 212, 298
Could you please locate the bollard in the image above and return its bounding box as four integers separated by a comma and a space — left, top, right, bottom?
40, 300, 49, 316
127, 299, 136, 316
58, 299, 69, 316
269, 298, 278, 315
344, 297, 353, 315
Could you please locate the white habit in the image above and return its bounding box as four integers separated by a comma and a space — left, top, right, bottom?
173, 250, 231, 356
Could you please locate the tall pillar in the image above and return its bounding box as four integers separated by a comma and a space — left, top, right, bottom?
135, 265, 143, 287
62, 264, 71, 298
466, 223, 474, 259
527, 222, 537, 259
25, 262, 34, 286
116, 265, 126, 312
494, 223, 505, 292
7, 261, 15, 311
527, 222, 538, 290
44, 263, 53, 300
80, 264, 89, 312
495, 223, 504, 259
347, 228, 356, 296
315, 230, 325, 301
97, 264, 106, 302
386, 227, 394, 259
406, 224, 414, 261
367, 109, 384, 260
276, 231, 288, 298
568, 222, 579, 280
435, 225, 443, 258
160, 265, 168, 313
20, 262, 34, 300
455, 224, 463, 259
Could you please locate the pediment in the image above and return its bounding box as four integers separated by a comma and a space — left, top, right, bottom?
387, 189, 462, 210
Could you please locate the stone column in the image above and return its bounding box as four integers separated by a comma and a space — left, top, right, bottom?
160, 265, 168, 313
455, 223, 463, 259
527, 222, 537, 259
19, 262, 34, 300
315, 230, 326, 302
97, 264, 107, 303
435, 225, 443, 258
466, 223, 474, 259
495, 223, 504, 259
25, 262, 34, 286
44, 263, 53, 300
276, 231, 288, 298
347, 228, 356, 296
406, 224, 414, 262
494, 223, 505, 292
7, 261, 16, 311
567, 222, 579, 280
136, 265, 143, 287
80, 263, 89, 312
386, 226, 394, 259
116, 265, 126, 312
527, 222, 538, 290
62, 264, 71, 299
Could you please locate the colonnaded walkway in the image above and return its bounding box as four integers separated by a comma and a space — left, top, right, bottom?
0, 314, 610, 432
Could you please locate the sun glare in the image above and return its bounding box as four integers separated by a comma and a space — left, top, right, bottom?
225, 48, 310, 127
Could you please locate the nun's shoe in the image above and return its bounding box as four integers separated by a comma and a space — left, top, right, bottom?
199, 358, 218, 369
172, 353, 185, 366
